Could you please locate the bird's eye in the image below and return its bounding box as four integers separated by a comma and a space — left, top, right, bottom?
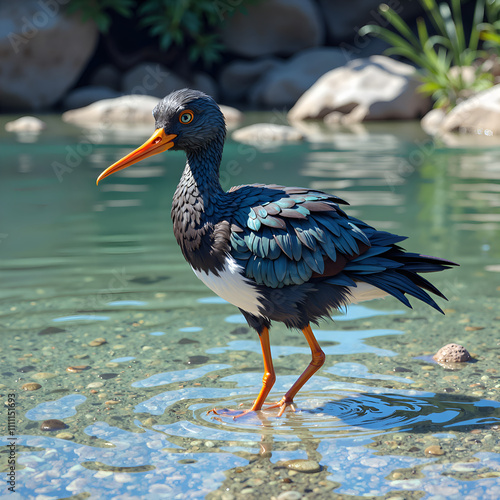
179, 110, 194, 124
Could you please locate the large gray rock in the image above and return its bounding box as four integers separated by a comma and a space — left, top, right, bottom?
288, 56, 431, 122
221, 0, 324, 57
62, 86, 122, 110
220, 58, 284, 101
437, 84, 500, 136
62, 95, 160, 128
0, 1, 98, 110
232, 124, 305, 145
62, 95, 243, 129
251, 48, 349, 107
122, 63, 188, 97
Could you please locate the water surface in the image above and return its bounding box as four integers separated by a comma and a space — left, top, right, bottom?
1, 116, 500, 499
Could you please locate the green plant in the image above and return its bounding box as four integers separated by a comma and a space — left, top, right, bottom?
137, 0, 227, 66
479, 0, 500, 51
359, 0, 495, 109
66, 0, 134, 32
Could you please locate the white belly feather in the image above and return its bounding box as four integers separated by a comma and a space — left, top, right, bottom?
192, 256, 263, 316
193, 257, 389, 317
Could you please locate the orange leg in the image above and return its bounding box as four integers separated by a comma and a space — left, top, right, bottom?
266, 324, 325, 416
209, 327, 276, 419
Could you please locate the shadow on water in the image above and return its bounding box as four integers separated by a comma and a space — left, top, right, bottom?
309, 392, 500, 433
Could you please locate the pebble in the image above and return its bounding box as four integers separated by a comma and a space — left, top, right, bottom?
433, 343, 471, 363
66, 365, 90, 373
104, 400, 120, 405
277, 492, 302, 500
32, 372, 57, 380
56, 432, 74, 440
281, 459, 321, 473
22, 383, 41, 391
425, 445, 445, 456
89, 338, 107, 346
40, 419, 67, 431
204, 441, 215, 448
87, 382, 104, 388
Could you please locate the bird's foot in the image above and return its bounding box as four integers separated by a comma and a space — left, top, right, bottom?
261, 397, 296, 417
207, 398, 295, 419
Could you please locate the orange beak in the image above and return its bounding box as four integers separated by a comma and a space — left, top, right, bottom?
96, 129, 177, 185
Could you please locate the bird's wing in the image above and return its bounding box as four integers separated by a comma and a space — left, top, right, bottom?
226, 184, 372, 288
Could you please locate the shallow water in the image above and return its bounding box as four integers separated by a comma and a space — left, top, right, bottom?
1, 115, 500, 499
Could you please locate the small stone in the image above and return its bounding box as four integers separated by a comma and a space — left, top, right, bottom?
87, 382, 104, 388
106, 362, 119, 368
66, 365, 90, 373
433, 343, 471, 363
22, 383, 41, 391
204, 441, 215, 448
465, 326, 485, 331
32, 372, 57, 380
425, 445, 445, 456
277, 492, 302, 500
104, 400, 120, 405
56, 432, 74, 440
281, 459, 321, 473
40, 419, 67, 431
89, 338, 106, 347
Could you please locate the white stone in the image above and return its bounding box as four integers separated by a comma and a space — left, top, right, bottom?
288, 56, 431, 122
251, 47, 349, 107
232, 124, 305, 145
5, 116, 45, 132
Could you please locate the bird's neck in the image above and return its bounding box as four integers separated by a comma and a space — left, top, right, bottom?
183, 141, 225, 202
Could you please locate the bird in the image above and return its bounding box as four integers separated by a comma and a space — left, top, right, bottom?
97, 89, 457, 418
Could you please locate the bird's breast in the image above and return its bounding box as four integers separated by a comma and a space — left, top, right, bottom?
192, 256, 263, 316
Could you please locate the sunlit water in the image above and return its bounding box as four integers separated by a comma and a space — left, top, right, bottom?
1, 116, 500, 499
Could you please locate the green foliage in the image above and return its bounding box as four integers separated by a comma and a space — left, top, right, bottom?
359, 0, 496, 109
67, 0, 258, 67
479, 0, 500, 51
66, 0, 134, 33
137, 0, 230, 66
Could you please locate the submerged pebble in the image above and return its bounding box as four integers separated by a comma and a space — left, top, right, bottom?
281, 459, 321, 473
32, 372, 57, 380
40, 419, 67, 431
89, 338, 107, 346
434, 343, 471, 363
66, 365, 90, 373
425, 445, 445, 456
56, 432, 74, 440
22, 382, 41, 391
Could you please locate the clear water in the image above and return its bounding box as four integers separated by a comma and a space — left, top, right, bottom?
1, 115, 500, 499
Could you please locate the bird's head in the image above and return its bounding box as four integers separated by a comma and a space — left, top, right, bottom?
96, 88, 226, 185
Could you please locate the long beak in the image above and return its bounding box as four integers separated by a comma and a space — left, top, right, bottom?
96, 129, 177, 185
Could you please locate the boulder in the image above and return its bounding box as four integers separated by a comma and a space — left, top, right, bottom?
421, 108, 446, 136
219, 105, 244, 128
89, 65, 122, 90
62, 95, 160, 128
288, 56, 431, 122
250, 47, 349, 107
191, 73, 219, 101
122, 63, 188, 98
5, 116, 46, 132
62, 95, 243, 129
232, 124, 304, 144
62, 86, 122, 110
0, 1, 98, 110
220, 0, 324, 57
220, 58, 284, 101
437, 84, 500, 136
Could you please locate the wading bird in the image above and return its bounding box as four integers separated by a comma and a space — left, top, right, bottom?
97, 89, 457, 417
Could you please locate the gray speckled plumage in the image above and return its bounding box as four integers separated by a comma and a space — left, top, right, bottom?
158, 89, 457, 332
